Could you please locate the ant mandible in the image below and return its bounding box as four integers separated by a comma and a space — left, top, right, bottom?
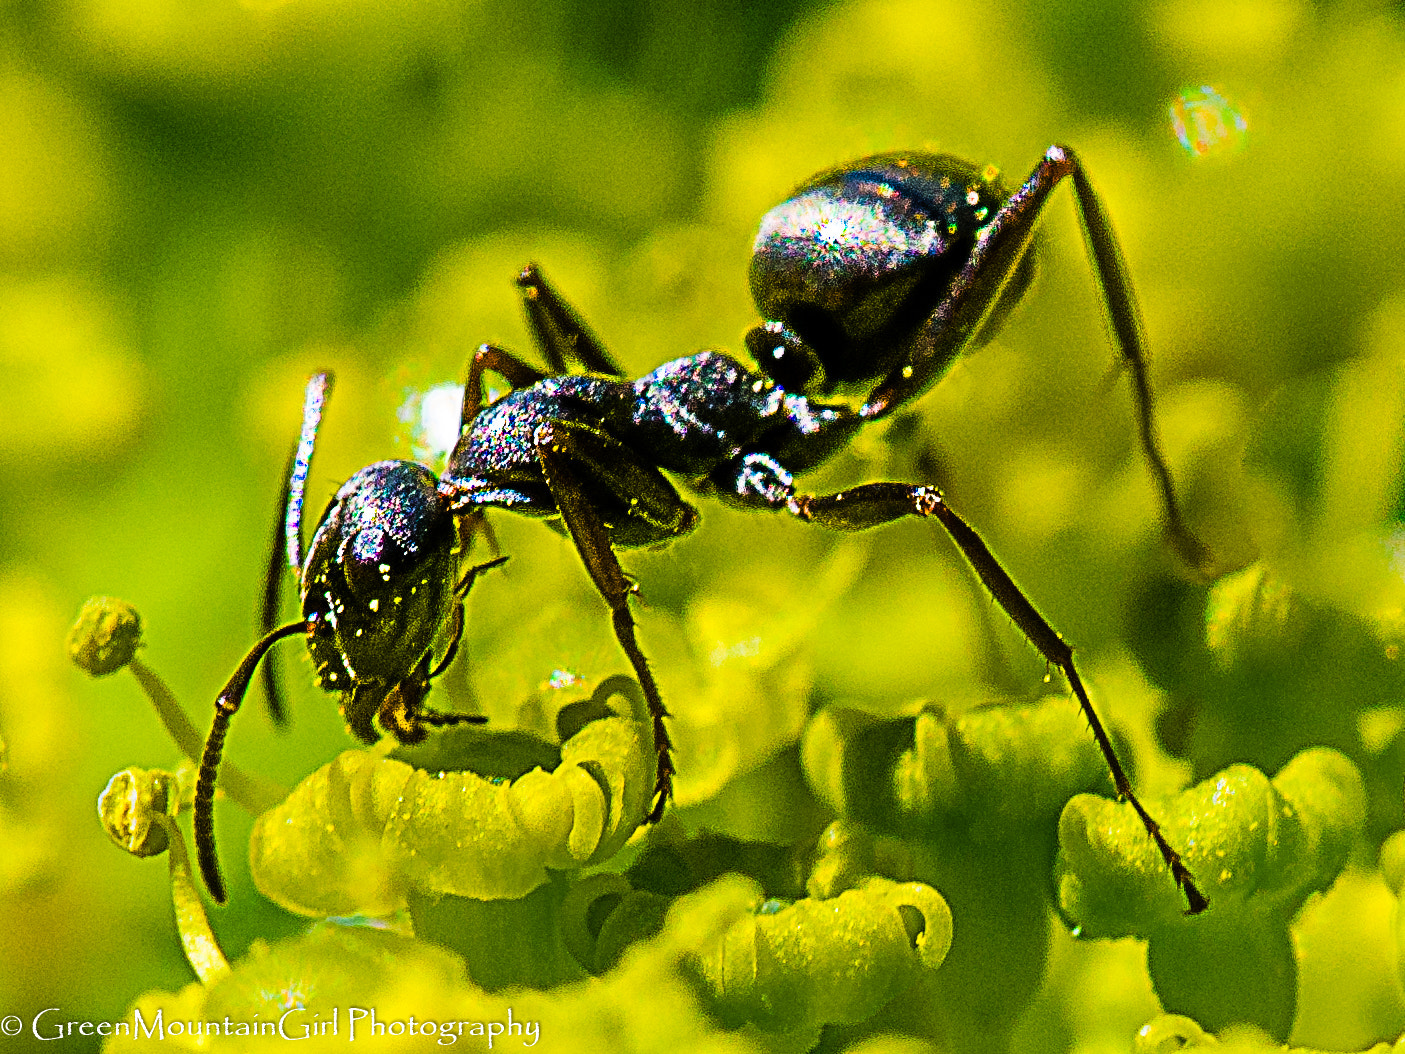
193, 371, 505, 903
441, 146, 1211, 914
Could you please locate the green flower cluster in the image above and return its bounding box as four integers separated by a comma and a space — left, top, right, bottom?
76, 591, 1393, 1049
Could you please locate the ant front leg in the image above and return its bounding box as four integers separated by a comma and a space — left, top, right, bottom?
377, 655, 490, 745
430, 554, 511, 680
377, 556, 508, 741
732, 457, 1206, 913
532, 418, 700, 823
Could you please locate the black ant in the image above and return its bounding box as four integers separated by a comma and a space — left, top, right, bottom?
193, 371, 505, 903
440, 146, 1212, 913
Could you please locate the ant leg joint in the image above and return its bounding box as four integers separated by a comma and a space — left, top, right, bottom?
913, 486, 943, 516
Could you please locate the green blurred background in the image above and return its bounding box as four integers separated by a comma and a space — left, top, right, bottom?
5, 0, 1405, 1048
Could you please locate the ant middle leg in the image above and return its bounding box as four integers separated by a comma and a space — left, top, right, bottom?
785, 480, 1207, 914
460, 344, 548, 430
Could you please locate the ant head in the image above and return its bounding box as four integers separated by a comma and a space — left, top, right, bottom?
747, 152, 1030, 409
300, 459, 458, 742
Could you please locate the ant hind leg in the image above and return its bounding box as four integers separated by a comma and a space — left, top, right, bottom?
787, 479, 1207, 914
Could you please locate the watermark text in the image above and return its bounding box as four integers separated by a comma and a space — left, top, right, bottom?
22, 1006, 540, 1046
